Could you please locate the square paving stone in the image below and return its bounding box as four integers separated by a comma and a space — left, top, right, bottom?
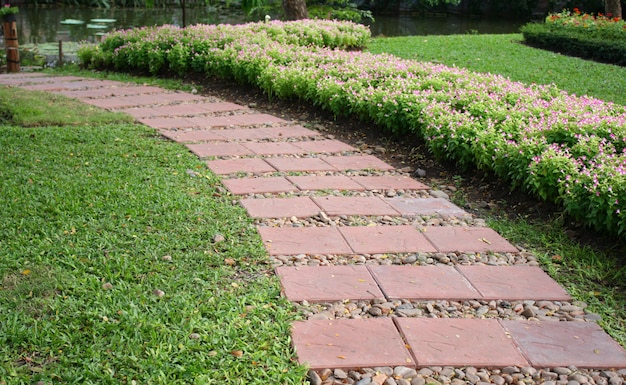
501, 320, 626, 368
215, 128, 275, 141
421, 227, 519, 253
396, 318, 529, 368
258, 227, 352, 255
368, 265, 480, 300
351, 175, 429, 191
287, 175, 365, 191
457, 266, 571, 301
187, 116, 242, 128
261, 126, 320, 139
160, 129, 225, 143
321, 155, 395, 171
266, 157, 336, 172
276, 265, 384, 302
291, 318, 415, 369
243, 142, 304, 155
222, 177, 297, 195
232, 114, 287, 125
312, 196, 400, 216
294, 139, 356, 154
200, 102, 246, 113
85, 97, 142, 109
139, 117, 195, 129
385, 197, 469, 218
206, 158, 275, 175
240, 197, 320, 218
185, 142, 251, 158
338, 225, 437, 254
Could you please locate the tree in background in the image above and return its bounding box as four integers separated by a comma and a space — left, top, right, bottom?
605, 0, 622, 18
283, 0, 308, 19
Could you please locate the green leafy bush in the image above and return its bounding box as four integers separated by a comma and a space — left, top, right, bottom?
85, 20, 626, 238
521, 9, 626, 65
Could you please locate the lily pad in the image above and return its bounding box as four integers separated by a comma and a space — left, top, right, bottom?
60, 19, 85, 25
86, 24, 109, 29
90, 18, 116, 23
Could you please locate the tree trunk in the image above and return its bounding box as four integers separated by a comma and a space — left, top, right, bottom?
283, 0, 308, 20
605, 0, 622, 19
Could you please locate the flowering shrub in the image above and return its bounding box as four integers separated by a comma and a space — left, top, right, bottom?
521, 8, 626, 65
81, 20, 626, 237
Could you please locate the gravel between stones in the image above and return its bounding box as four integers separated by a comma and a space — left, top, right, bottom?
308, 366, 626, 385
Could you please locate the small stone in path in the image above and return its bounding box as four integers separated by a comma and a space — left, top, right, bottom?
429, 190, 449, 200
334, 369, 348, 379
189, 333, 201, 340
319, 368, 333, 381
213, 234, 226, 243
153, 289, 165, 297
415, 169, 427, 177
161, 255, 172, 261
308, 369, 322, 385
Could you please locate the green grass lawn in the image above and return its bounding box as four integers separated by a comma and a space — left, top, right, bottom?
0, 86, 306, 384
367, 34, 626, 106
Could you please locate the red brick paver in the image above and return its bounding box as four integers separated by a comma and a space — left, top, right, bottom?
397, 318, 529, 367
321, 155, 394, 171
384, 197, 469, 217
458, 265, 571, 301
351, 175, 429, 191
312, 196, 400, 216
206, 158, 275, 175
421, 226, 519, 253
287, 175, 366, 192
160, 129, 225, 143
222, 177, 297, 195
258, 227, 352, 256
294, 139, 356, 154
291, 318, 414, 369
266, 157, 336, 172
502, 321, 626, 368
369, 265, 480, 300
338, 226, 437, 254
185, 142, 250, 158
276, 265, 384, 302
240, 197, 320, 218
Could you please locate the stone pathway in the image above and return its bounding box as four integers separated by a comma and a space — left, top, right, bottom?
3, 74, 626, 382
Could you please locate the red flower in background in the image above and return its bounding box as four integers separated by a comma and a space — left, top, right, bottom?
573, 7, 581, 14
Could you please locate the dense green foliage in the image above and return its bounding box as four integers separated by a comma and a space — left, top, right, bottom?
80, 20, 626, 238
0, 86, 306, 383
366, 34, 626, 106
521, 9, 626, 66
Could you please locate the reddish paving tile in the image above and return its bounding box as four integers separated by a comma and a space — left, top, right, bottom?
232, 113, 287, 125
258, 227, 352, 255
60, 85, 164, 99
312, 196, 400, 216
222, 177, 297, 195
501, 321, 626, 369
243, 141, 304, 155
266, 157, 336, 172
351, 175, 429, 191
321, 155, 395, 171
396, 318, 529, 367
206, 158, 275, 175
291, 318, 414, 369
185, 142, 251, 158
457, 266, 571, 301
119, 107, 162, 119
240, 197, 320, 218
276, 265, 384, 302
145, 104, 217, 117
160, 129, 225, 143
287, 175, 365, 191
187, 116, 242, 128
368, 265, 480, 300
294, 139, 356, 154
200, 102, 247, 113
215, 128, 275, 141
384, 197, 469, 217
139, 117, 195, 129
83, 97, 142, 109
421, 226, 519, 253
261, 126, 320, 139
338, 225, 437, 254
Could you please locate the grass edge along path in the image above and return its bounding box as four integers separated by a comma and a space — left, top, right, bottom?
0, 86, 307, 384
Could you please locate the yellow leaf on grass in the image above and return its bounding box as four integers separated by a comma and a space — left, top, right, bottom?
21, 269, 31, 276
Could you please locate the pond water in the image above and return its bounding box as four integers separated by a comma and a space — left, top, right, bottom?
12, 6, 527, 45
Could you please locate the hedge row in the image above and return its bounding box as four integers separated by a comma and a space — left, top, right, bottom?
80, 20, 626, 237
521, 23, 626, 66
521, 9, 626, 66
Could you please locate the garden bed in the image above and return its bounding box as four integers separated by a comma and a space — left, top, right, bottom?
80, 19, 626, 239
